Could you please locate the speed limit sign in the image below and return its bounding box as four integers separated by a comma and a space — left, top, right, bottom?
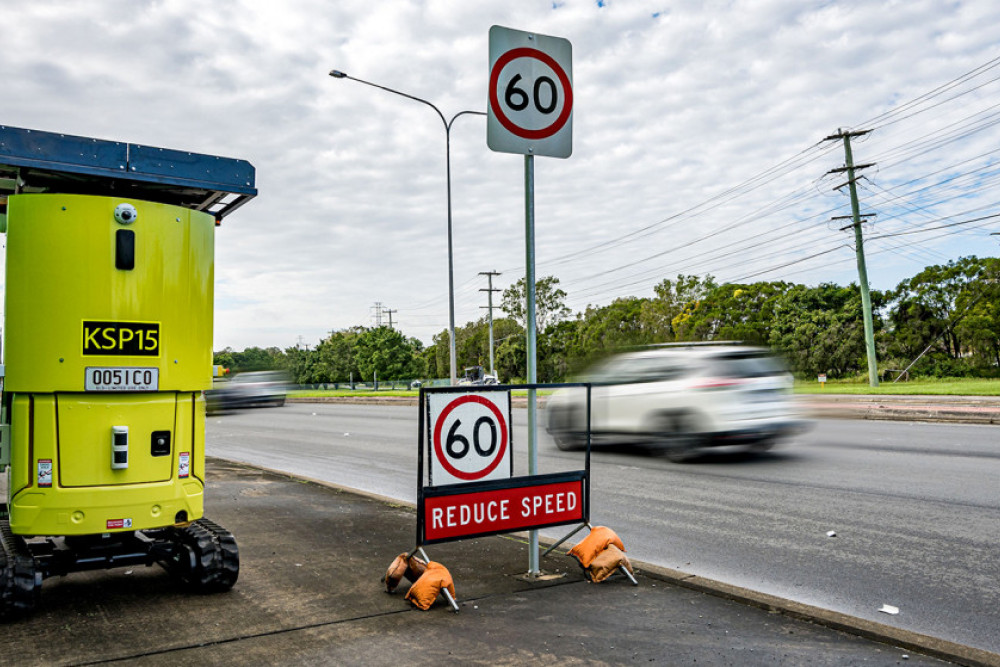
428, 391, 512, 486
488, 25, 573, 159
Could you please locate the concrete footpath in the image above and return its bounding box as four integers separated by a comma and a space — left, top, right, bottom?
3, 458, 998, 666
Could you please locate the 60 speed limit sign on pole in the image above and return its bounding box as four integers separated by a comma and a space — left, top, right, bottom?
427, 390, 512, 486
488, 25, 573, 575
487, 25, 573, 159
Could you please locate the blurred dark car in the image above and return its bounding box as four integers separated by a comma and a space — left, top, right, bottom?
206, 371, 290, 414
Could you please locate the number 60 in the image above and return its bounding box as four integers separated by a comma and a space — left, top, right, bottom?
505, 73, 558, 114
446, 417, 498, 459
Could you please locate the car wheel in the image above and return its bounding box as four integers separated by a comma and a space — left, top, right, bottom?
553, 431, 586, 451
748, 438, 776, 453
549, 407, 586, 451
656, 411, 701, 462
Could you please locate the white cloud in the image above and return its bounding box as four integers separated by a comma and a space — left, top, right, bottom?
2, 0, 999, 351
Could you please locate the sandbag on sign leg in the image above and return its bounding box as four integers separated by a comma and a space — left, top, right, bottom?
588, 544, 634, 583
406, 554, 428, 581
404, 561, 456, 611
384, 552, 429, 593
385, 553, 409, 593
567, 526, 626, 570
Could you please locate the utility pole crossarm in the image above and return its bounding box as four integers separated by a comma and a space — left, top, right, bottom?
824, 129, 872, 141
832, 213, 876, 231
827, 163, 875, 174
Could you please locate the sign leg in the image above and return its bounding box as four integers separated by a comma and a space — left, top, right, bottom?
441, 586, 461, 613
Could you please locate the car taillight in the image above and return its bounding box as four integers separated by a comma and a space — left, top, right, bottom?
693, 378, 743, 390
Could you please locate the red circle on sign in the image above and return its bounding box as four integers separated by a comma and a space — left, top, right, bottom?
433, 394, 509, 481
489, 47, 573, 141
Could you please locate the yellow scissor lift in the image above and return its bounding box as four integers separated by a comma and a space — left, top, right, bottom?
0, 125, 256, 618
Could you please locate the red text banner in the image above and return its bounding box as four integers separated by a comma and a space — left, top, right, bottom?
421, 474, 585, 544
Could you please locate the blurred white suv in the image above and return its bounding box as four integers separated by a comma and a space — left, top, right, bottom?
545, 344, 809, 460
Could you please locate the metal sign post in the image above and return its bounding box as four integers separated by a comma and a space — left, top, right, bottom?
524, 153, 540, 572
488, 25, 573, 576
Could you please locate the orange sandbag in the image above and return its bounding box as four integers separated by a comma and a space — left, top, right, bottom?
384, 553, 430, 593
568, 526, 626, 569
404, 561, 456, 611
406, 554, 428, 582
588, 544, 633, 583
384, 553, 410, 592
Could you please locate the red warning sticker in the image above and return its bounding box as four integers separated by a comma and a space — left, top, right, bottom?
37, 459, 53, 488
106, 518, 134, 530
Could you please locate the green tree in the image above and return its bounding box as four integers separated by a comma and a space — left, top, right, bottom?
282, 345, 320, 384
212, 346, 285, 373
432, 329, 451, 380
672, 281, 791, 344
768, 283, 871, 378
495, 335, 526, 384
422, 344, 439, 379
888, 257, 1000, 369
353, 326, 425, 381
641, 274, 717, 341
455, 317, 523, 376
315, 328, 363, 382
501, 276, 571, 332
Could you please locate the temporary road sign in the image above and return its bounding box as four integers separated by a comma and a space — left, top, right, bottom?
427, 390, 512, 486
487, 25, 573, 159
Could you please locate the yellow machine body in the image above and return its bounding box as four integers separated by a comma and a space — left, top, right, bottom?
3, 193, 215, 536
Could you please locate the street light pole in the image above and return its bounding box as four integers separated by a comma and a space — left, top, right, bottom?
329, 70, 485, 385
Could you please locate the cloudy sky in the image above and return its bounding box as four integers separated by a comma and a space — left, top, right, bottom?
3, 0, 1000, 351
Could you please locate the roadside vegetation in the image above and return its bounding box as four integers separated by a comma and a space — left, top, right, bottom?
216, 256, 1000, 395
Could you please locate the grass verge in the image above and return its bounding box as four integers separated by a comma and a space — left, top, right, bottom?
795, 377, 1000, 396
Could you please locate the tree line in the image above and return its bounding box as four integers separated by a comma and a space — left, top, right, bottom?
214, 256, 1000, 384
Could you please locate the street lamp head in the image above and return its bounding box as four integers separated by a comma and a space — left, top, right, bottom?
329, 70, 347, 79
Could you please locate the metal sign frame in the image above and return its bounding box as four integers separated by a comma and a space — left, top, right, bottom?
416, 383, 592, 547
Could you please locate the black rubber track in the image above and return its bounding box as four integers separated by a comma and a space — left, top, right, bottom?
0, 521, 40, 621
171, 518, 239, 593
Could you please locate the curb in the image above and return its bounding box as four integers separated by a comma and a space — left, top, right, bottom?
291, 396, 536, 408
210, 457, 1000, 667
798, 395, 1000, 424
291, 394, 1000, 424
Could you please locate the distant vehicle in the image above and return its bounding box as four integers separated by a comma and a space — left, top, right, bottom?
206, 370, 290, 414
545, 344, 809, 461
458, 366, 499, 386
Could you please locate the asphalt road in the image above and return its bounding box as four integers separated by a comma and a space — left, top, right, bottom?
206, 401, 1000, 655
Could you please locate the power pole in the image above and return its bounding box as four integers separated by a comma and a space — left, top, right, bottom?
384, 308, 397, 330
826, 128, 879, 387
479, 270, 502, 377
